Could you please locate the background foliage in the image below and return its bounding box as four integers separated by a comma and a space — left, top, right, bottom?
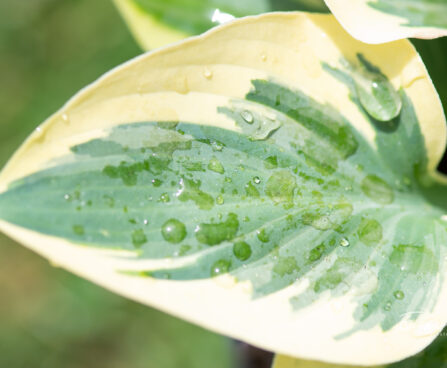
0, 1, 445, 367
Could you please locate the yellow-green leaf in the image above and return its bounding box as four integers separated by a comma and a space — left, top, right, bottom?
324, 0, 447, 44
0, 13, 446, 366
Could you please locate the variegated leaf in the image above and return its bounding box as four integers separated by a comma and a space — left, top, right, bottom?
0, 13, 446, 365
324, 0, 447, 43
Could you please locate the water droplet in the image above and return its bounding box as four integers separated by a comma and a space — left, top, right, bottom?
61, 113, 69, 123
211, 140, 225, 151
256, 228, 270, 243
241, 110, 254, 124
208, 157, 225, 174
64, 194, 71, 201
339, 238, 350, 247
354, 54, 402, 121
261, 54, 267, 62
216, 195, 224, 205
162, 219, 187, 244
73, 225, 85, 236
393, 290, 405, 300
203, 68, 213, 79
159, 193, 170, 203
132, 229, 147, 248
151, 178, 163, 187
233, 241, 252, 261
384, 301, 392, 311
210, 259, 231, 277
253, 176, 261, 184
143, 219, 149, 225
35, 126, 42, 133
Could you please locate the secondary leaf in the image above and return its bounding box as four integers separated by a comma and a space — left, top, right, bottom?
114, 0, 328, 50
0, 12, 446, 366
324, 0, 447, 44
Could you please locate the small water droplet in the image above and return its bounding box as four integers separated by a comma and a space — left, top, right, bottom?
132, 229, 147, 248
393, 290, 405, 300
339, 238, 350, 247
159, 193, 170, 203
203, 68, 213, 79
61, 113, 69, 123
151, 178, 163, 187
35, 126, 42, 133
210, 259, 231, 277
162, 219, 187, 244
261, 54, 267, 62
216, 195, 224, 205
143, 219, 149, 225
253, 176, 261, 184
384, 301, 392, 311
241, 110, 254, 124
64, 194, 71, 201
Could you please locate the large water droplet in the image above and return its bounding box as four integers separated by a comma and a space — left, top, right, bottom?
354, 54, 402, 121
162, 219, 187, 244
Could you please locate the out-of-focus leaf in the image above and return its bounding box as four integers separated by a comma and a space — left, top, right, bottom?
114, 0, 328, 50
324, 0, 447, 44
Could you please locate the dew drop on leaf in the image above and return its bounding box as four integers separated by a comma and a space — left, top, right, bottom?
210, 259, 231, 277
132, 229, 147, 248
233, 241, 252, 261
393, 290, 405, 300
161, 219, 187, 244
241, 110, 254, 124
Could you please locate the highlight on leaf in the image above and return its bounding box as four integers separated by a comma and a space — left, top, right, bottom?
0, 12, 446, 366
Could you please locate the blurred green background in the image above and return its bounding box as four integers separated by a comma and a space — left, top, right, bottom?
0, 1, 445, 367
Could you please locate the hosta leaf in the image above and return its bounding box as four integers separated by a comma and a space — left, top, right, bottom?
0, 12, 446, 365
114, 0, 328, 50
324, 0, 447, 44
274, 326, 447, 367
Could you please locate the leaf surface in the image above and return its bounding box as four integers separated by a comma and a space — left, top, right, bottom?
0, 13, 446, 365
114, 0, 328, 50
324, 0, 447, 43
